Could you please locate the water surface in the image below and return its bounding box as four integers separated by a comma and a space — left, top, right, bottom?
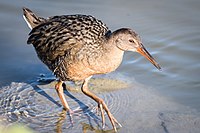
0, 0, 200, 132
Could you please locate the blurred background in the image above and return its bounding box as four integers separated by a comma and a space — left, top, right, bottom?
0, 0, 200, 132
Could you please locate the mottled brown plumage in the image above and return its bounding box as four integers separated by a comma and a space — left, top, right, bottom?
27, 13, 111, 81
23, 7, 161, 132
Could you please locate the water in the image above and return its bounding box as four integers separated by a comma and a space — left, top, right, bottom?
0, 0, 200, 132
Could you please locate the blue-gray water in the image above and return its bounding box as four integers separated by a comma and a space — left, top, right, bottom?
0, 0, 200, 133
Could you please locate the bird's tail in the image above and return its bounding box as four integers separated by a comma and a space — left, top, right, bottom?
23, 7, 46, 29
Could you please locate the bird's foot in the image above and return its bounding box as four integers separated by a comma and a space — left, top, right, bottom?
57, 108, 74, 129
97, 100, 122, 132
62, 108, 74, 126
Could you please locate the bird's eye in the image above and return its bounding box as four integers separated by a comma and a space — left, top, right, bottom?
129, 39, 135, 43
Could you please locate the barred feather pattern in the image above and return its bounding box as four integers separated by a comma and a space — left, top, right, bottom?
27, 14, 110, 81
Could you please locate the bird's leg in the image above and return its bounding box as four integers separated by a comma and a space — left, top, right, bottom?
55, 80, 70, 111
81, 77, 122, 132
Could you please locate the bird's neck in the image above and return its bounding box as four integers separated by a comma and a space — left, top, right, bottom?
96, 34, 125, 73
87, 31, 125, 74
104, 31, 123, 54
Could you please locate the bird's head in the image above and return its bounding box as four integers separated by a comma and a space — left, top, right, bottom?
112, 28, 161, 70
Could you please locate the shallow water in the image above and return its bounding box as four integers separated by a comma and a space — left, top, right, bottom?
0, 0, 200, 132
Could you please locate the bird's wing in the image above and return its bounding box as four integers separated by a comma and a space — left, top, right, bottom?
27, 15, 109, 61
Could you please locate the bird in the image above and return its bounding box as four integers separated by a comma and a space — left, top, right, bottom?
23, 7, 161, 132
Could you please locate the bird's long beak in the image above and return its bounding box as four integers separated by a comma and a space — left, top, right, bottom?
136, 44, 161, 70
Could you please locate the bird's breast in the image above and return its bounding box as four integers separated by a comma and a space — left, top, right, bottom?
86, 49, 124, 74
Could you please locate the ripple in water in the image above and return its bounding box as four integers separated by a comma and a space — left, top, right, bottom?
0, 74, 129, 132
0, 74, 200, 133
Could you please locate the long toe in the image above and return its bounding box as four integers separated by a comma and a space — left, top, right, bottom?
99, 104, 105, 128
98, 101, 122, 132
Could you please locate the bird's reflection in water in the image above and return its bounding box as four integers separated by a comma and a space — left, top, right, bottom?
56, 109, 118, 133
56, 109, 68, 133
81, 122, 119, 133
